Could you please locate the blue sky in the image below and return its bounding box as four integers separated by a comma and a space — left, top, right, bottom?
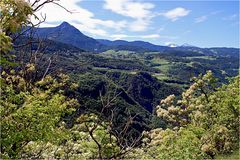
36, 0, 239, 48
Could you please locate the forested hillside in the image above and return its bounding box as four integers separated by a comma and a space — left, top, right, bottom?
0, 0, 239, 159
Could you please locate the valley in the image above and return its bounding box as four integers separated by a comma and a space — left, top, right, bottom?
15, 22, 239, 126
1, 1, 239, 158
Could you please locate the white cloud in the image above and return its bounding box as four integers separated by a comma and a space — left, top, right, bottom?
110, 34, 130, 39
30, 0, 126, 36
141, 34, 160, 39
129, 19, 151, 32
104, 0, 155, 32
164, 42, 175, 45
223, 14, 238, 21
110, 34, 160, 40
164, 42, 178, 47
160, 7, 191, 21
29, 1, 185, 39
195, 15, 207, 23
222, 14, 239, 27
104, 0, 154, 19
159, 35, 178, 40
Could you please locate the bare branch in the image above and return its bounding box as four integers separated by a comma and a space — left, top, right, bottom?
41, 57, 51, 80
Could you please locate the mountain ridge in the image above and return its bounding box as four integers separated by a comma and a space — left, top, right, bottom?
33, 22, 239, 57
33, 22, 105, 52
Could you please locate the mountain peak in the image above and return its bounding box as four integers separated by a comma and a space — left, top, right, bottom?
35, 21, 102, 51
167, 43, 178, 48
59, 21, 72, 28
57, 21, 83, 35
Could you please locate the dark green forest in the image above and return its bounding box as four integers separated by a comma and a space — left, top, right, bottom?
0, 0, 239, 159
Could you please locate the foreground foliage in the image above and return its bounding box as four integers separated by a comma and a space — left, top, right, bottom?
0, 1, 239, 159
0, 69, 76, 158
126, 71, 239, 159
0, 69, 122, 159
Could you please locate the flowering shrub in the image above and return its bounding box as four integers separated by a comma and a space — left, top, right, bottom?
127, 71, 239, 159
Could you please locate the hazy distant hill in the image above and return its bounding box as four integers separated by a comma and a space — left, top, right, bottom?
97, 39, 169, 52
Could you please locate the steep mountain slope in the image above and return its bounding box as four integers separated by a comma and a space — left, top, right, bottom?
14, 36, 84, 53
33, 22, 105, 52
105, 71, 181, 112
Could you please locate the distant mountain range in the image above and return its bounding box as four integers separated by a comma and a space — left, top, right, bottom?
96, 39, 169, 52
29, 21, 239, 57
